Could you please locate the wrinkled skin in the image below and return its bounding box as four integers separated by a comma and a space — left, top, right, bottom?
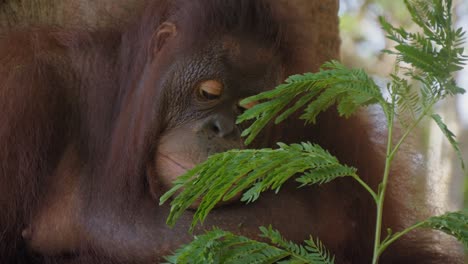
0, 1, 463, 263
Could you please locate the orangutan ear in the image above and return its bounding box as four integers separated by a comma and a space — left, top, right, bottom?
151, 22, 177, 58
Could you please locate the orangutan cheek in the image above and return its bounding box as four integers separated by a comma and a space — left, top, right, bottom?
156, 155, 192, 188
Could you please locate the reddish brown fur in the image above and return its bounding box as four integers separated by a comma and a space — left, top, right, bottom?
0, 1, 463, 263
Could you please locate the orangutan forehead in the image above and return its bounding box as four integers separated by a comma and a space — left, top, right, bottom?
221, 37, 278, 73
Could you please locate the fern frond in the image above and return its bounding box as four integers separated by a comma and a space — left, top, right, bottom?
237, 61, 387, 145
422, 211, 468, 248
260, 226, 335, 264
380, 0, 466, 174
391, 74, 422, 126
380, 0, 467, 100
431, 114, 465, 169
164, 227, 334, 264
160, 142, 356, 230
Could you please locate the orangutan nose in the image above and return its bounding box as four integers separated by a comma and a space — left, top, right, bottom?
203, 114, 240, 139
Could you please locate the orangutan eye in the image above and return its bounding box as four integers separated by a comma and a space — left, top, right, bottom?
198, 80, 223, 100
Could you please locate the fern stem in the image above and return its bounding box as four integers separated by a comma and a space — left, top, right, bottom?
389, 100, 435, 159
378, 221, 425, 255
373, 99, 436, 264
371, 106, 395, 264
351, 174, 378, 202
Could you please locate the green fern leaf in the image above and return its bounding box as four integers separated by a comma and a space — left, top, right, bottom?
160, 142, 356, 230
422, 211, 468, 248
431, 114, 465, 170
164, 227, 334, 264
260, 226, 335, 264
237, 61, 385, 144
381, 0, 467, 101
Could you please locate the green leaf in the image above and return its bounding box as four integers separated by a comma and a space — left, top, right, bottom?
431, 114, 465, 170
381, 0, 467, 101
237, 61, 386, 145
422, 211, 468, 248
260, 226, 335, 264
164, 227, 334, 264
160, 142, 356, 230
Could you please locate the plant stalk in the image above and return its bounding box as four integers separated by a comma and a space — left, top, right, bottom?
371, 100, 435, 263
352, 174, 378, 202
371, 111, 395, 264
378, 221, 425, 255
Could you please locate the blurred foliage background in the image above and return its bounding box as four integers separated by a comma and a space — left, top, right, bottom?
338, 0, 468, 210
